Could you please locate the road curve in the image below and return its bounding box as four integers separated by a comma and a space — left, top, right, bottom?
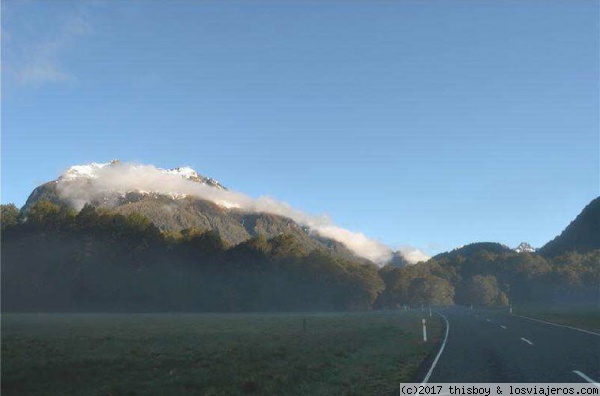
423, 306, 600, 383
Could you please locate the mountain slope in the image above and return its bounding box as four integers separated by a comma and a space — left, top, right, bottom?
539, 197, 600, 257
21, 161, 368, 263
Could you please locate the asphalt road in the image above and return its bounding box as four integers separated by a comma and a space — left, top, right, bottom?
423, 306, 600, 383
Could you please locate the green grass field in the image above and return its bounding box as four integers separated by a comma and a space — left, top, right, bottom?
514, 303, 600, 332
2, 310, 441, 396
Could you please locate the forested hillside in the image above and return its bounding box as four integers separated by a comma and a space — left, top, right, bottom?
539, 197, 600, 257
376, 243, 598, 309
22, 179, 363, 263
1, 202, 383, 312
2, 200, 598, 312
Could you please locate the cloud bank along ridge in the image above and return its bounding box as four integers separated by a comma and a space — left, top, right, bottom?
56, 162, 430, 264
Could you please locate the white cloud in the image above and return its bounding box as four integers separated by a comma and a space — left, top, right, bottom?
5, 5, 91, 87
54, 161, 431, 265
397, 246, 431, 264
15, 64, 70, 86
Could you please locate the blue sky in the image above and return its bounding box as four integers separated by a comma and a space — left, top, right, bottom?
2, 1, 598, 255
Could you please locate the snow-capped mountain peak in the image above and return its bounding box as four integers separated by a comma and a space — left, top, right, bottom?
59, 161, 226, 190
60, 161, 115, 181
514, 242, 536, 253
163, 166, 225, 189
164, 166, 200, 180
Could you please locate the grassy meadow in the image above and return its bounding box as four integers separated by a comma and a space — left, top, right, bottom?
2, 310, 441, 396
514, 303, 600, 332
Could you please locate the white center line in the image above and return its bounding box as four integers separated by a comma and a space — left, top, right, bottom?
572, 370, 600, 387
520, 337, 533, 345
421, 313, 450, 384
500, 325, 507, 329
486, 319, 491, 322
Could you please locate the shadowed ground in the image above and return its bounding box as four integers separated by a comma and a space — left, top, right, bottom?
2, 310, 441, 396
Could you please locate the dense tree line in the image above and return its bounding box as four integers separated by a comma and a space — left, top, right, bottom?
1, 201, 383, 312
1, 202, 598, 312
376, 243, 598, 309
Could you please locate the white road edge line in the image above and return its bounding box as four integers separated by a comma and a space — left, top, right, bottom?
572, 370, 600, 387
421, 313, 450, 384
520, 337, 533, 345
514, 314, 600, 337
500, 325, 507, 329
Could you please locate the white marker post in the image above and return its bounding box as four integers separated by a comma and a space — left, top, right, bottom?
422, 318, 427, 342
429, 307, 432, 317
509, 305, 513, 314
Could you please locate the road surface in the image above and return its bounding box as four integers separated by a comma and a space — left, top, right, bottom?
422, 306, 599, 383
